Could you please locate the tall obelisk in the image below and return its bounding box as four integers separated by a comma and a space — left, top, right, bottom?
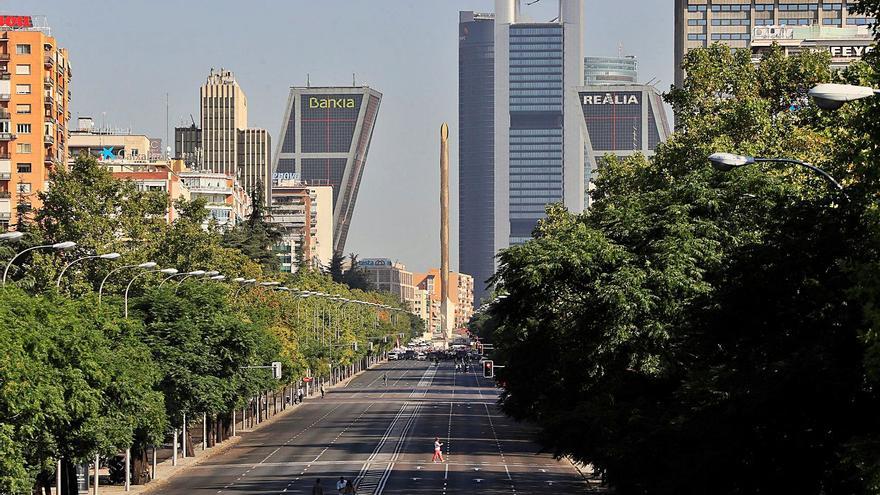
440, 123, 451, 344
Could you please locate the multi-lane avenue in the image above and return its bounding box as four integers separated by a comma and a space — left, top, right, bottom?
151, 359, 591, 494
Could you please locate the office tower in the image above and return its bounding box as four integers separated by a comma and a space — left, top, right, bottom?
0, 15, 71, 229
674, 0, 875, 88
273, 86, 382, 254
584, 55, 638, 84
495, 0, 585, 249
270, 180, 333, 271
237, 128, 271, 206
200, 68, 247, 175
459, 10, 495, 307
578, 84, 671, 205
198, 68, 270, 206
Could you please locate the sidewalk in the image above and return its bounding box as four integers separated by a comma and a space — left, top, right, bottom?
97, 359, 385, 494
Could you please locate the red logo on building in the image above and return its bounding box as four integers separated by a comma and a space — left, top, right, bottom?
0, 16, 33, 28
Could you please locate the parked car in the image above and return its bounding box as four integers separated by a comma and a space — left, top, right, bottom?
416, 352, 427, 361
388, 351, 399, 360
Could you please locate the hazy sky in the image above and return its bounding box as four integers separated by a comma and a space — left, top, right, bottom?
10, 0, 672, 273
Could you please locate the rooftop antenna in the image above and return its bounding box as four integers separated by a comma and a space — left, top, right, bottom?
618, 42, 623, 58
307, 73, 310, 88
165, 93, 169, 153
190, 114, 196, 127
353, 73, 356, 86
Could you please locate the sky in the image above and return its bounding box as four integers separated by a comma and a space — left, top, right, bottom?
9, 0, 673, 273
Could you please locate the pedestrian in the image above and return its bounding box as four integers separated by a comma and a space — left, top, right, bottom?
383, 373, 387, 386
336, 476, 346, 494
432, 437, 444, 463
321, 386, 325, 399
298, 389, 304, 404
343, 480, 357, 494
312, 478, 324, 495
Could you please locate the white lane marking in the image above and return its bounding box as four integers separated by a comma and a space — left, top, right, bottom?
485, 402, 518, 494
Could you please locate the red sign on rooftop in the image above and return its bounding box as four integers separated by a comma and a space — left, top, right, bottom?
0, 16, 33, 29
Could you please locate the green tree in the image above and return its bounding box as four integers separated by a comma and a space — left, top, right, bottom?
490, 44, 880, 494
222, 184, 282, 272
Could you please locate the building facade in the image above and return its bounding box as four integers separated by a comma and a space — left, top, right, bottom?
579, 84, 671, 205
237, 128, 271, 205
270, 180, 333, 271
101, 159, 191, 223
459, 11, 496, 308
413, 269, 476, 335
749, 23, 874, 66
69, 118, 153, 161
174, 123, 201, 168
584, 55, 638, 84
0, 15, 71, 229
495, 0, 585, 248
674, 0, 875, 87
200, 68, 246, 176
273, 86, 382, 254
179, 170, 251, 230
357, 258, 416, 309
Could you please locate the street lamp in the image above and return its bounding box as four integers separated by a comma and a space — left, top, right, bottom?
0, 232, 24, 242
233, 278, 257, 297
56, 252, 121, 288
98, 261, 156, 305
125, 268, 178, 318
808, 83, 880, 110
174, 270, 207, 286
708, 152, 843, 191
209, 275, 226, 281
260, 281, 280, 287
2, 241, 76, 285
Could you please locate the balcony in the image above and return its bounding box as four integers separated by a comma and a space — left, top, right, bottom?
44, 56, 53, 68
0, 94, 9, 102
43, 76, 53, 87
0, 109, 10, 120
0, 132, 14, 141
0, 159, 9, 180
0, 196, 10, 220
43, 134, 54, 145
44, 95, 53, 106
0, 54, 9, 62
0, 73, 10, 81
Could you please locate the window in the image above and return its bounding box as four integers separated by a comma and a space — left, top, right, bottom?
16, 182, 31, 194
14, 64, 30, 75
16, 163, 31, 173
15, 84, 30, 95
16, 143, 31, 154
15, 104, 30, 114
15, 44, 30, 55
131, 148, 139, 156
15, 124, 30, 134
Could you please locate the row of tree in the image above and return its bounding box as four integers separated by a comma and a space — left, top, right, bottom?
480, 43, 880, 493
0, 155, 418, 494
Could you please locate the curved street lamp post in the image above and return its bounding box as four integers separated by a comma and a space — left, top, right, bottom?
2, 241, 76, 286
98, 262, 157, 305
56, 252, 121, 288
125, 268, 178, 318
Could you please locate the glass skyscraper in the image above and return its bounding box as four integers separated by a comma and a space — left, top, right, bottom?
458, 0, 584, 305
459, 11, 495, 306
273, 87, 382, 254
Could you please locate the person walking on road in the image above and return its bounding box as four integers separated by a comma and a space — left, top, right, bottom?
321, 386, 326, 399
342, 480, 357, 494
383, 373, 388, 387
336, 477, 346, 494
312, 478, 324, 495
298, 388, 304, 404
432, 437, 444, 462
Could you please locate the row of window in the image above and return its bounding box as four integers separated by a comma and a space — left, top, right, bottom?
510, 144, 563, 151
687, 3, 865, 12
510, 51, 563, 59
510, 66, 563, 74
713, 18, 752, 25
509, 28, 562, 35
510, 129, 562, 136
510, 136, 563, 143
712, 32, 752, 39
509, 36, 563, 43
509, 43, 562, 51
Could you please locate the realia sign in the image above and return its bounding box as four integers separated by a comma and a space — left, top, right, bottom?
0, 16, 33, 28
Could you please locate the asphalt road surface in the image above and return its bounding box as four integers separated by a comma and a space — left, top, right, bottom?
152, 360, 590, 494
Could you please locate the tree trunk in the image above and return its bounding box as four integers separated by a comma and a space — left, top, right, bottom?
185, 428, 195, 457
59, 459, 79, 495
131, 446, 151, 485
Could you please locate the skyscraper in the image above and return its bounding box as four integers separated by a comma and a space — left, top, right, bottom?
200, 69, 246, 175
584, 55, 638, 85
459, 0, 584, 305
198, 68, 271, 205
459, 10, 495, 306
495, 0, 585, 248
273, 86, 382, 254
674, 0, 874, 88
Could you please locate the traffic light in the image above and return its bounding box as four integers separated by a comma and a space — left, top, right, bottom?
477, 343, 484, 355
271, 361, 282, 380
482, 360, 494, 378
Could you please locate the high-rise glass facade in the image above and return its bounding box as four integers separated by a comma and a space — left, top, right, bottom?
508, 23, 565, 244
273, 87, 382, 254
584, 55, 638, 85
459, 11, 495, 306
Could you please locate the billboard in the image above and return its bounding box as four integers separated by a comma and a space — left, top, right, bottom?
359, 258, 394, 267
300, 94, 364, 154
148, 138, 163, 160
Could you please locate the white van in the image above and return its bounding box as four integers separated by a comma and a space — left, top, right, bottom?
388, 351, 400, 360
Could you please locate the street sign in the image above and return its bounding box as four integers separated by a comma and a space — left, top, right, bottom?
483, 360, 494, 378
303, 377, 313, 383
